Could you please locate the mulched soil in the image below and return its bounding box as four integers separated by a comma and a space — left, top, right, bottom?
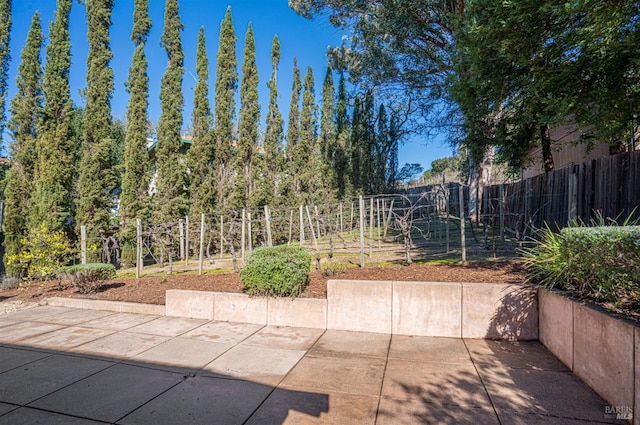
0, 260, 525, 305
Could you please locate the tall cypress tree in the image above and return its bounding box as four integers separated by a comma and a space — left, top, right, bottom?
4, 11, 42, 276
298, 66, 318, 204
120, 0, 151, 237
334, 72, 351, 198
285, 58, 301, 204
374, 103, 388, 193
350, 90, 375, 194
0, 0, 11, 137
29, 0, 75, 234
237, 23, 259, 209
319, 64, 337, 200
213, 6, 237, 211
154, 0, 186, 223
77, 0, 116, 240
259, 35, 284, 206
187, 26, 214, 220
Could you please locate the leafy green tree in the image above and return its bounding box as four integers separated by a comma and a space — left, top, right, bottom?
237, 23, 260, 208
29, 0, 75, 236
187, 26, 214, 220
4, 11, 42, 276
213, 6, 238, 211
289, 0, 461, 114
452, 0, 640, 171
154, 0, 187, 223
285, 58, 301, 204
120, 0, 152, 237
398, 163, 424, 183
259, 35, 285, 206
77, 0, 117, 241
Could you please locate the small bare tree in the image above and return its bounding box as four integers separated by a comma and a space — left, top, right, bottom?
390, 193, 430, 264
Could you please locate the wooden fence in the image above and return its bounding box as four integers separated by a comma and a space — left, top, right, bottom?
482, 150, 640, 236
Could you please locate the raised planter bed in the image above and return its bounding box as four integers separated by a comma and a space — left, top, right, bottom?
538, 288, 638, 423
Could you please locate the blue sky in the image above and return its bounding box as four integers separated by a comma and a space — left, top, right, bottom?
6, 0, 453, 171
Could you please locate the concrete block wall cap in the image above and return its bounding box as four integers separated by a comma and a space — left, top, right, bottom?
392, 281, 462, 286
327, 279, 393, 285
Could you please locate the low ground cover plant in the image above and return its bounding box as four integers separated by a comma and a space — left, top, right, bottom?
60, 263, 116, 294
522, 224, 640, 304
240, 245, 312, 297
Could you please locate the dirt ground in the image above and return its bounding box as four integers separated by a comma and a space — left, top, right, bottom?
0, 260, 525, 306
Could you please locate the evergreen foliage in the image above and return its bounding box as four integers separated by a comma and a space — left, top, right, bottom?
0, 0, 11, 136
154, 0, 187, 223
318, 65, 337, 201
61, 262, 116, 294
4, 11, 42, 277
260, 35, 285, 207
334, 73, 351, 198
187, 26, 214, 220
213, 6, 238, 211
285, 58, 301, 205
237, 23, 260, 208
298, 66, 317, 204
29, 0, 75, 236
120, 0, 152, 237
240, 245, 312, 297
77, 0, 117, 240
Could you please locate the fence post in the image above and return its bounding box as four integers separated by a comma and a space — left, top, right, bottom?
359, 195, 365, 268
185, 215, 189, 266
80, 225, 87, 265
241, 208, 246, 261
377, 198, 381, 249
288, 208, 293, 245
369, 197, 374, 257
179, 219, 185, 261
247, 212, 252, 252
339, 202, 343, 233
136, 219, 142, 278
445, 191, 450, 253
525, 178, 532, 237
568, 173, 578, 224
499, 184, 505, 242
350, 202, 354, 238
299, 206, 305, 246
305, 206, 318, 250
264, 205, 273, 246
198, 214, 205, 275
314, 205, 321, 239
459, 185, 467, 264
220, 215, 224, 259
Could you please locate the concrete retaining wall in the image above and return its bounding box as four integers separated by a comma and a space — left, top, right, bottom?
164, 281, 538, 339
47, 297, 165, 316
538, 288, 638, 424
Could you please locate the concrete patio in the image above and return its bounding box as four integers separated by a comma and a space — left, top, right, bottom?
0, 305, 622, 424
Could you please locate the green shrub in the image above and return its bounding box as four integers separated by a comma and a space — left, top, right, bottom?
60, 263, 116, 294
522, 225, 640, 302
6, 223, 73, 286
240, 245, 312, 297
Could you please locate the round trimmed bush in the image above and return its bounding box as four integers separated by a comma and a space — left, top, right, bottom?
240, 245, 312, 297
